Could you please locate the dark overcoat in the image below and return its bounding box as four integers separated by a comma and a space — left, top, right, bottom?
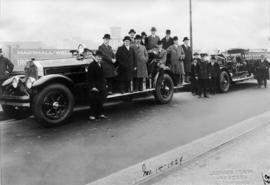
98, 44, 116, 78
197, 61, 210, 79
167, 45, 185, 75
208, 62, 220, 78
0, 56, 14, 81
255, 59, 270, 79
116, 45, 136, 81
132, 44, 148, 78
161, 37, 173, 50
181, 44, 192, 73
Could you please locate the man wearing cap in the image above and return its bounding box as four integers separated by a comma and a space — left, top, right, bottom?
98, 34, 116, 94
146, 27, 160, 50
116, 36, 136, 93
0, 49, 14, 85
129, 29, 136, 46
190, 52, 200, 95
197, 53, 210, 98
255, 54, 270, 88
87, 51, 107, 121
167, 36, 185, 86
132, 35, 148, 91
161, 29, 173, 50
181, 37, 192, 83
208, 56, 220, 94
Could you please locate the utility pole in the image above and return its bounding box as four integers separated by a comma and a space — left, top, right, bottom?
189, 0, 193, 53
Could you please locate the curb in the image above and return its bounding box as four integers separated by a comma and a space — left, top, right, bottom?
86, 111, 270, 185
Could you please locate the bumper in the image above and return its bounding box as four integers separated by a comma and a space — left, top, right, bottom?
0, 95, 30, 107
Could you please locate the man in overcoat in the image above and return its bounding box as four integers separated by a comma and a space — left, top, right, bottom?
167, 36, 185, 85
146, 27, 160, 50
198, 53, 210, 98
0, 48, 14, 85
87, 51, 107, 121
208, 56, 220, 94
181, 37, 192, 83
132, 35, 149, 91
116, 36, 136, 93
255, 54, 270, 88
161, 29, 173, 50
129, 29, 136, 46
98, 34, 116, 94
190, 52, 200, 95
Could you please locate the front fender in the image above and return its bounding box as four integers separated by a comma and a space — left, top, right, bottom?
32, 74, 74, 91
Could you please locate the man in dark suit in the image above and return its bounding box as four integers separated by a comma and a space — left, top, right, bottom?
190, 52, 200, 95
198, 53, 210, 98
255, 54, 270, 88
0, 48, 14, 84
208, 56, 220, 94
98, 34, 116, 94
181, 37, 192, 83
161, 29, 173, 50
116, 36, 136, 93
87, 50, 107, 121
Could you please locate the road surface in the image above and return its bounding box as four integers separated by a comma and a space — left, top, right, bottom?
1, 80, 270, 185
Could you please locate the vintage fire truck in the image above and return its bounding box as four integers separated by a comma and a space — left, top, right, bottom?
0, 46, 177, 127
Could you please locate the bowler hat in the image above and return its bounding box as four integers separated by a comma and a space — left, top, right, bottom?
150, 27, 157, 31
173, 36, 178, 41
128, 29, 136, 34
123, 36, 132, 42
95, 50, 103, 57
166, 29, 171, 34
141, 32, 147, 37
103, 34, 111, 39
135, 34, 142, 40
183, 37, 189, 41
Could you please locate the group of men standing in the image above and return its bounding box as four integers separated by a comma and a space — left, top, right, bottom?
190, 53, 220, 98
96, 27, 193, 95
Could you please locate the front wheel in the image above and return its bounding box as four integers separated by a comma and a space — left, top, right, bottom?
219, 71, 231, 93
1, 105, 31, 119
154, 73, 174, 104
32, 84, 74, 127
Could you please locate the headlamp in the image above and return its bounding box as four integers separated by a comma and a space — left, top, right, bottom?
12, 77, 19, 88
25, 77, 36, 89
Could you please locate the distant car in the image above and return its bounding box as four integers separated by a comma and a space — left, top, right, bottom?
0, 47, 177, 127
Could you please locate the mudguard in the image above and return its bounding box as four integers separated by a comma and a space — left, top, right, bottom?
32, 74, 74, 91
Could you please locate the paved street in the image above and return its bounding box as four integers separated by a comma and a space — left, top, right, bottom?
1, 80, 270, 185
141, 118, 270, 185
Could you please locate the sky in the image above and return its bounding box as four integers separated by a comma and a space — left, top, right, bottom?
0, 0, 269, 51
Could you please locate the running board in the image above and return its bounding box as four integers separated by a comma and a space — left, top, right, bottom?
232, 75, 254, 82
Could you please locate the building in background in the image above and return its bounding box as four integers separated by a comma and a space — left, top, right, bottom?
110, 26, 122, 49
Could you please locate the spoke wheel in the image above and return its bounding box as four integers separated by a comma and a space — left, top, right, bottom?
154, 73, 174, 104
219, 71, 231, 93
32, 84, 74, 127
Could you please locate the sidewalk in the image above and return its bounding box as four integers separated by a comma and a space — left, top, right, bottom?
141, 123, 270, 185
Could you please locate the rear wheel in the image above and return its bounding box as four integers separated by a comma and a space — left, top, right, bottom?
154, 73, 174, 104
32, 84, 74, 127
1, 105, 31, 119
219, 71, 231, 93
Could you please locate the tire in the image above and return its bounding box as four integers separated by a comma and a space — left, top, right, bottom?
32, 84, 74, 127
219, 71, 231, 93
1, 104, 31, 119
154, 73, 174, 104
